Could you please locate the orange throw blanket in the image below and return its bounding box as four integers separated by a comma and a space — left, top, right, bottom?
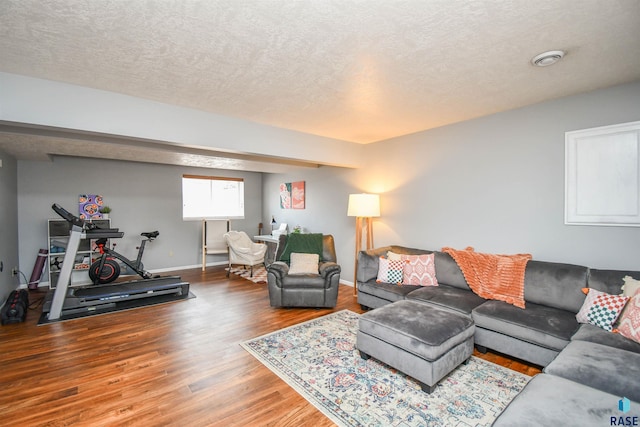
442, 247, 531, 309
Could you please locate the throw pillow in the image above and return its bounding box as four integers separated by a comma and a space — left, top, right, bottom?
386, 251, 402, 261
576, 288, 630, 331
376, 257, 405, 285
288, 253, 320, 275
622, 275, 640, 297
401, 254, 438, 287
616, 288, 640, 344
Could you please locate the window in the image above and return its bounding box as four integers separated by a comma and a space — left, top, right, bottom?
182, 175, 245, 220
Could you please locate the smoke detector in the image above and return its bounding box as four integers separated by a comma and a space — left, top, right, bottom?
531, 50, 565, 67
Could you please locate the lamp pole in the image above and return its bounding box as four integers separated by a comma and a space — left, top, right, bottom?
348, 194, 380, 297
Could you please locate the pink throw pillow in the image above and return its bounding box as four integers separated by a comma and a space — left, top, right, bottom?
401, 254, 438, 287
616, 288, 640, 344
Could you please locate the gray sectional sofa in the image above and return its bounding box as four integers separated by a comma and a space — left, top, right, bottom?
356, 245, 640, 425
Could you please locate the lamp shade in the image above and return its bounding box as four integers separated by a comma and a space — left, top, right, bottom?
347, 193, 380, 217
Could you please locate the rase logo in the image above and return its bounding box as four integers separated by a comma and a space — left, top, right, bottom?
611, 397, 638, 426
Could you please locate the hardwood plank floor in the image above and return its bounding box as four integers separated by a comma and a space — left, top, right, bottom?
0, 267, 541, 426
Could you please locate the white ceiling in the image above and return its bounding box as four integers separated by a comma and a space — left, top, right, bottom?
1, 0, 639, 171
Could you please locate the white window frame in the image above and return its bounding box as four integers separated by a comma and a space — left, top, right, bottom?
182, 175, 245, 220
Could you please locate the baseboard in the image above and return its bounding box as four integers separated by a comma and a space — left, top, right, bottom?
340, 279, 354, 287
37, 261, 231, 288
36, 261, 352, 288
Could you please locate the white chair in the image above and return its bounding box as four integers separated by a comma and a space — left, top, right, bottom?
223, 231, 267, 277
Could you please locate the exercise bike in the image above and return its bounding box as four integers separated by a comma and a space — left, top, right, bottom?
89, 231, 159, 284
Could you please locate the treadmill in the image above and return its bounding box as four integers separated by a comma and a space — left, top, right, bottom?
42, 204, 190, 321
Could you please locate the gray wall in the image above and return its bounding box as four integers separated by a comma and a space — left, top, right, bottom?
261, 167, 358, 282
17, 157, 262, 285
0, 148, 19, 301
10, 80, 640, 291
265, 81, 640, 285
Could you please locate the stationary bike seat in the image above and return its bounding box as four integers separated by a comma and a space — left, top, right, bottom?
141, 231, 159, 239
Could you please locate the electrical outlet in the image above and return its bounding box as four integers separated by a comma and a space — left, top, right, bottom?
11, 267, 18, 276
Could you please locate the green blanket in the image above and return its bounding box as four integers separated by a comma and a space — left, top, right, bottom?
278, 233, 324, 262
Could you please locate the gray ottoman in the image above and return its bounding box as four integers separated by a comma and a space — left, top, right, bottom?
357, 300, 475, 393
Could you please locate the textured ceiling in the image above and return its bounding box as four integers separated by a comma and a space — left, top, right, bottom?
1, 0, 639, 170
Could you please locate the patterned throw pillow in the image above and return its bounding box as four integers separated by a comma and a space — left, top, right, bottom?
376, 257, 405, 285
401, 254, 439, 287
616, 288, 640, 344
576, 288, 629, 331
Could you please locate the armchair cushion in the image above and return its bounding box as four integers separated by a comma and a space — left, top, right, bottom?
288, 253, 319, 275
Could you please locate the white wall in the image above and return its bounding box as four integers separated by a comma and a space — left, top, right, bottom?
0, 148, 19, 300
265, 81, 640, 286
17, 157, 263, 285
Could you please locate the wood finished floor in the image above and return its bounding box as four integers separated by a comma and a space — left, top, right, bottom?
0, 267, 541, 426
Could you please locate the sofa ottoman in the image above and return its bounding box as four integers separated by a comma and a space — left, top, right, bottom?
356, 300, 475, 393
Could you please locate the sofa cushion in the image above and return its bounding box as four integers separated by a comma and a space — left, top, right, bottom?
472, 300, 578, 351
492, 374, 628, 427
575, 288, 628, 331
433, 251, 470, 291
281, 274, 326, 288
522, 260, 588, 313
401, 253, 438, 286
358, 280, 419, 303
587, 268, 640, 295
407, 284, 486, 316
571, 323, 640, 353
544, 340, 640, 403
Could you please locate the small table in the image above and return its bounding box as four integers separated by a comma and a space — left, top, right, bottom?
254, 235, 280, 266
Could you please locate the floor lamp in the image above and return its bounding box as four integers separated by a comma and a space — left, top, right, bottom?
347, 193, 380, 296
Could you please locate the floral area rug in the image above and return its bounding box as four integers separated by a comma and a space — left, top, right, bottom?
226, 265, 267, 284
241, 310, 531, 427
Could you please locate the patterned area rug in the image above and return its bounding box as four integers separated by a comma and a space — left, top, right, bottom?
242, 310, 531, 427
227, 265, 268, 284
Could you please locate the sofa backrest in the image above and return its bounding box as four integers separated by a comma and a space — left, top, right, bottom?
433, 251, 470, 290
588, 268, 640, 295
523, 260, 589, 313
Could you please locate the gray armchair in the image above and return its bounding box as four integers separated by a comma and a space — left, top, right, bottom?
267, 234, 341, 308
